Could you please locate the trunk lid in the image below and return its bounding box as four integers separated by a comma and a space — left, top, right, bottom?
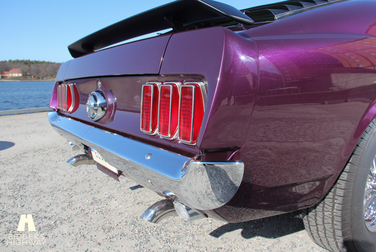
58, 34, 171, 80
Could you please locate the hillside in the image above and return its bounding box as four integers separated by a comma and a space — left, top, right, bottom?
0, 60, 62, 80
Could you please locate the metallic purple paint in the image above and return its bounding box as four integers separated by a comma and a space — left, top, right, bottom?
50, 0, 376, 223
64, 35, 171, 80
210, 1, 376, 222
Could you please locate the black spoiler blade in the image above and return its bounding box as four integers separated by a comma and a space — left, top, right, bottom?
68, 0, 254, 58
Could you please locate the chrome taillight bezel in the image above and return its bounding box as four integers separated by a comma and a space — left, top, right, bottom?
178, 82, 206, 145
140, 81, 206, 145
158, 82, 180, 140
57, 83, 79, 114
140, 82, 160, 135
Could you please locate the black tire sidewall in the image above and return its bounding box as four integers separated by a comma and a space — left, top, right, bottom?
350, 128, 376, 252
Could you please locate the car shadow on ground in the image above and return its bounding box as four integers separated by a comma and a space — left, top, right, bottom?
0, 141, 15, 151
209, 211, 304, 239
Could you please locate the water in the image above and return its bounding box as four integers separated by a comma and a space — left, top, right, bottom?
0, 81, 55, 111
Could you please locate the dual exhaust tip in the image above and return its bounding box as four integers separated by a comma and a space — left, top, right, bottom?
67, 153, 205, 223
141, 199, 205, 223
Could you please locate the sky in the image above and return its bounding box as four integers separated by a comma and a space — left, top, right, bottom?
0, 0, 277, 63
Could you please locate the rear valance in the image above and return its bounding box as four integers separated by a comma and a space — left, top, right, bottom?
68, 0, 254, 58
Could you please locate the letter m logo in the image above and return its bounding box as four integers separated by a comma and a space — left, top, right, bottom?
17, 214, 36, 232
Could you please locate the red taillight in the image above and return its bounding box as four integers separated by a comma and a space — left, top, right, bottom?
141, 81, 205, 145
57, 83, 79, 114
66, 85, 73, 111
179, 86, 193, 142
158, 83, 179, 139
179, 83, 205, 144
141, 83, 159, 134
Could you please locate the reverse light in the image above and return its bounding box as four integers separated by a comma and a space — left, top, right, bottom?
57, 83, 79, 114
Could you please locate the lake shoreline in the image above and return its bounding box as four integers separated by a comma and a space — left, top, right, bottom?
0, 107, 52, 116
0, 81, 54, 111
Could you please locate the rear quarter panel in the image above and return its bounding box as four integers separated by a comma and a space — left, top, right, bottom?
210, 0, 376, 222
160, 27, 259, 151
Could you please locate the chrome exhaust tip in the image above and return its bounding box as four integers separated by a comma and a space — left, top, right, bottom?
173, 201, 206, 222
141, 199, 177, 223
67, 154, 96, 167
141, 197, 206, 223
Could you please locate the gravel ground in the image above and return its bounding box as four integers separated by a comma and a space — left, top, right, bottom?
0, 112, 326, 251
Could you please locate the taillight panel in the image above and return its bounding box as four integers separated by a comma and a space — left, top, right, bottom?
141, 81, 206, 145
57, 83, 80, 114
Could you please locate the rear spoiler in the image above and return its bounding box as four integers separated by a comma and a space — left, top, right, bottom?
68, 0, 254, 58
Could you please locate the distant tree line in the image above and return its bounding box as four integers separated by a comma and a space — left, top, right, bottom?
0, 60, 62, 79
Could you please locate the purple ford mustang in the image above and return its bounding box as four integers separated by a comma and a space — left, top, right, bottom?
48, 0, 376, 251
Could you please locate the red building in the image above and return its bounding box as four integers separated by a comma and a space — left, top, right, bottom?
1, 71, 10, 78
9, 68, 22, 77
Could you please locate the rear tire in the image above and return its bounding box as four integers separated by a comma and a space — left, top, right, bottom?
303, 120, 376, 252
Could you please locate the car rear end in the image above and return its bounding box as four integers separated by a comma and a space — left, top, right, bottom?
48, 13, 262, 220
48, 0, 376, 250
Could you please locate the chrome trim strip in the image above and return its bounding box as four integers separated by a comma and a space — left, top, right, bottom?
185, 81, 207, 107
191, 85, 196, 143
149, 84, 154, 133
168, 85, 173, 137
49, 111, 244, 210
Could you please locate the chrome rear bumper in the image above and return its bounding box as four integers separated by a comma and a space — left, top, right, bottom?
48, 112, 244, 211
